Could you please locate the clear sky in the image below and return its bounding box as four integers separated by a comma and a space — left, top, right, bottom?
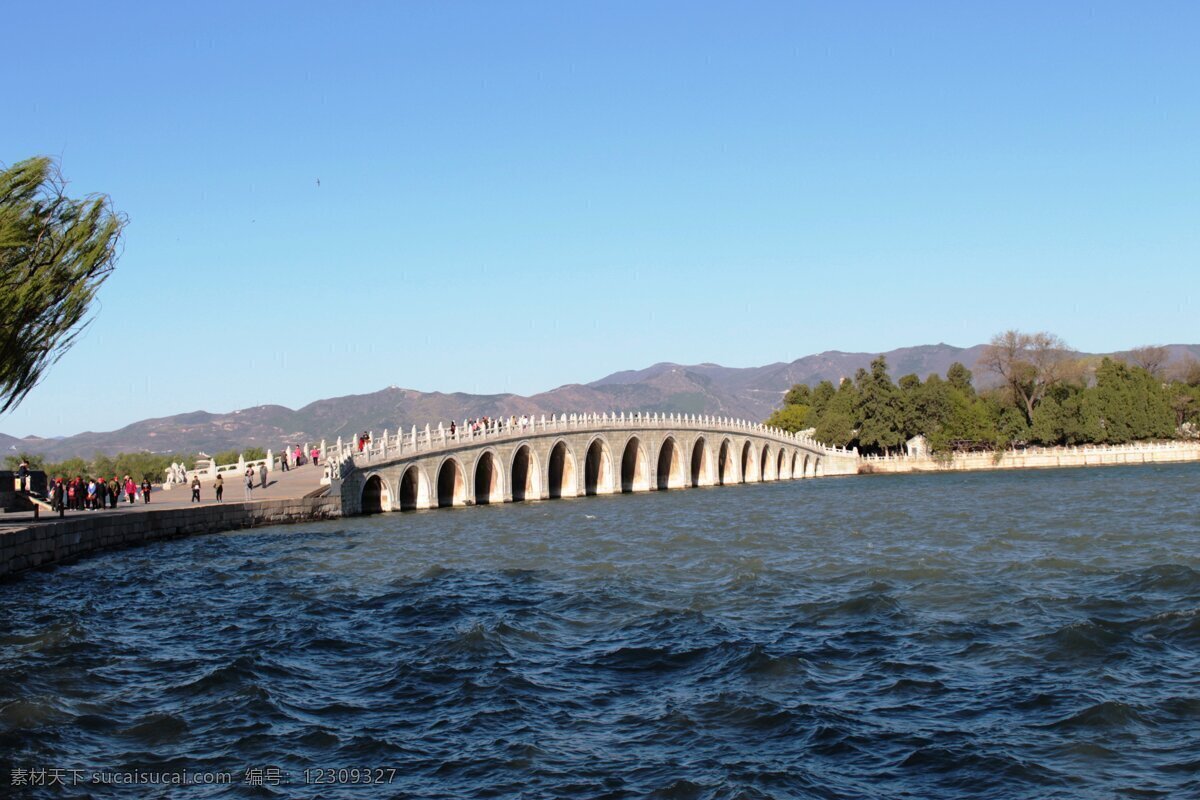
3, 1, 1197, 437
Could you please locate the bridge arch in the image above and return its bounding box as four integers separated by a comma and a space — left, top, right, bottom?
510, 443, 542, 502
790, 451, 799, 480
761, 444, 776, 481
717, 438, 736, 485
656, 436, 687, 490
361, 473, 392, 514
621, 436, 650, 492
690, 437, 714, 487
473, 449, 504, 505
436, 457, 467, 508
777, 448, 789, 480
399, 464, 431, 510
741, 440, 760, 482
548, 439, 578, 499
584, 436, 615, 496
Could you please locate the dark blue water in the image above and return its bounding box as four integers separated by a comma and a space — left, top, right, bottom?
1, 464, 1198, 798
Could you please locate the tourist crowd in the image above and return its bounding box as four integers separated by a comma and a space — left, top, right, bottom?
49, 475, 152, 511
453, 415, 535, 437
285, 445, 320, 466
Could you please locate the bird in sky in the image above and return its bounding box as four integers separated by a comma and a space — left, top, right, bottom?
316, 178, 321, 188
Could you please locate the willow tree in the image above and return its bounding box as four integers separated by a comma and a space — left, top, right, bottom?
1, 157, 125, 412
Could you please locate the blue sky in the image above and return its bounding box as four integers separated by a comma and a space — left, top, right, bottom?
4, 1, 1197, 437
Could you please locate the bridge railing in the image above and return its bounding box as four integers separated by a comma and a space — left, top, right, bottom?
326, 412, 855, 472
860, 440, 1200, 462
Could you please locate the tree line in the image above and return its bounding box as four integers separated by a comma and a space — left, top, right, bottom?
4, 447, 268, 482
765, 331, 1200, 455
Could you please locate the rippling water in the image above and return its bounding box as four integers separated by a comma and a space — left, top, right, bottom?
2, 464, 1198, 798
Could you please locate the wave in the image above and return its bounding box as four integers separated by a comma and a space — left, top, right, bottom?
1119, 564, 1200, 594
1038, 618, 1129, 660
119, 712, 189, 743
1045, 699, 1150, 731
0, 698, 74, 729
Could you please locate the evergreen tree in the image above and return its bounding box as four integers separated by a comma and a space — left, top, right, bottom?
815, 410, 855, 447
855, 357, 905, 454
809, 380, 837, 418
896, 373, 923, 440
946, 362, 975, 395
811, 378, 860, 447
1094, 358, 1173, 441
1060, 391, 1105, 444
782, 383, 812, 406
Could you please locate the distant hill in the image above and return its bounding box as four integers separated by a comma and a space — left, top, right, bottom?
4, 342, 1198, 461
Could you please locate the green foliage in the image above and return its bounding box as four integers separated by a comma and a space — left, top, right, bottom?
212, 447, 266, 465
909, 374, 994, 451
855, 357, 905, 454
765, 382, 814, 432
811, 379, 860, 449
815, 411, 855, 447
767, 332, 1192, 455
765, 403, 810, 433
1, 157, 126, 413
809, 381, 836, 417
1169, 383, 1200, 428
994, 406, 1031, 448
782, 383, 811, 406
1093, 358, 1174, 442
946, 362, 974, 395
3, 451, 45, 471
39, 451, 195, 482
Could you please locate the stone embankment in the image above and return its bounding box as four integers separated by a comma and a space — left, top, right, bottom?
858, 441, 1200, 474
0, 496, 340, 579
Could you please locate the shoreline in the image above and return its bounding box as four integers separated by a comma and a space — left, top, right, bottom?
857, 440, 1200, 474
3, 442, 1197, 579
0, 496, 340, 579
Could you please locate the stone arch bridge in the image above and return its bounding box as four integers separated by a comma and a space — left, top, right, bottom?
330, 413, 858, 516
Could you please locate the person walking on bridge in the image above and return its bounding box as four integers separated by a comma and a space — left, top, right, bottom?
191, 476, 201, 503
140, 478, 152, 504
215, 473, 224, 502
244, 467, 254, 501
259, 463, 268, 490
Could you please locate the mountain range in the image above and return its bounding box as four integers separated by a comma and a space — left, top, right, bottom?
4, 342, 1198, 461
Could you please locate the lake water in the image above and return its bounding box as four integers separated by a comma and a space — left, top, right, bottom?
1, 464, 1197, 798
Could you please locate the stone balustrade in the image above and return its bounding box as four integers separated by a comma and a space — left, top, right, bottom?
331, 411, 852, 469
326, 411, 859, 516
857, 440, 1200, 473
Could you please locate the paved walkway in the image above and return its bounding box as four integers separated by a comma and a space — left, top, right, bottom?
0, 464, 328, 532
